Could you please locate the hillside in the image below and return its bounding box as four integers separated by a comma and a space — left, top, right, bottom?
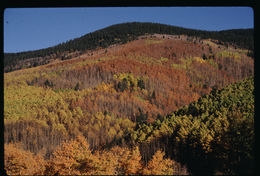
4, 22, 254, 72
4, 76, 254, 175
127, 76, 254, 174
4, 26, 254, 174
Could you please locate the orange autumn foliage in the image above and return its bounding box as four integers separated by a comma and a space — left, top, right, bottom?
4, 143, 45, 175
142, 150, 175, 175
5, 135, 189, 175
44, 135, 92, 175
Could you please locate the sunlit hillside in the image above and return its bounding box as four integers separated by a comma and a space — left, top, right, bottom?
4, 25, 254, 175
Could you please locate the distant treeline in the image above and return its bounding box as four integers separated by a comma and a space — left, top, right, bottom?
4, 22, 253, 72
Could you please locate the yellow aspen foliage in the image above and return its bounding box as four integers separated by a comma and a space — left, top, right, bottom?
96, 82, 114, 92
107, 127, 117, 139
216, 50, 241, 59
193, 57, 206, 64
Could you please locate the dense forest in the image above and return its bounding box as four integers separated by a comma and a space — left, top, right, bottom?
4, 25, 254, 175
4, 22, 254, 72
127, 77, 254, 175
4, 77, 254, 175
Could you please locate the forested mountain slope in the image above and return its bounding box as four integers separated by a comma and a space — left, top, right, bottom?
4, 22, 254, 72
4, 26, 254, 175
127, 77, 254, 175
4, 76, 254, 175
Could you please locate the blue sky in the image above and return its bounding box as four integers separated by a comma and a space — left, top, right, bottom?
4, 7, 254, 53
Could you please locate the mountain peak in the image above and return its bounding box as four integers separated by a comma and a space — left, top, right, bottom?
4, 22, 253, 72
